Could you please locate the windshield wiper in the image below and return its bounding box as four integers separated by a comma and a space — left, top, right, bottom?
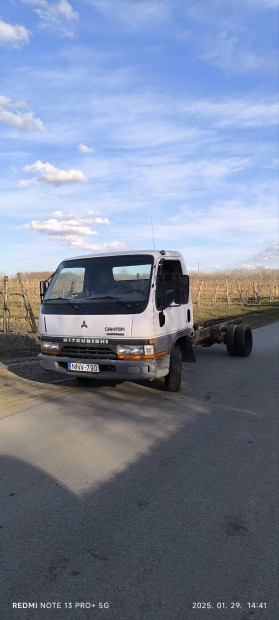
44, 297, 80, 311
86, 295, 132, 309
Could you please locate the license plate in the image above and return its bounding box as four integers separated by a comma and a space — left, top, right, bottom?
67, 362, 99, 373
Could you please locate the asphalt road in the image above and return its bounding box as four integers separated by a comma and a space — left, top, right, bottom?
1, 323, 278, 620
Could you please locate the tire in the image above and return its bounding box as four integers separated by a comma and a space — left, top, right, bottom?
165, 345, 182, 392
235, 325, 253, 357
225, 324, 238, 356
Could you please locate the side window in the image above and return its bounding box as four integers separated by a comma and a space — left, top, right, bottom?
161, 260, 182, 276
112, 264, 151, 281
156, 260, 182, 308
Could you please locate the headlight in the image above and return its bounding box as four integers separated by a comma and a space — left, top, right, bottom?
116, 344, 156, 359
117, 344, 144, 355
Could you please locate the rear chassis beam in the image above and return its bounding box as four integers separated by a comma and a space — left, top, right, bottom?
192, 318, 242, 346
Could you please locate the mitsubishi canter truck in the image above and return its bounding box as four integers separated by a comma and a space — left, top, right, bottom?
39, 250, 252, 392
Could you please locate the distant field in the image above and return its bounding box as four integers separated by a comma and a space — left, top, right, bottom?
0, 270, 278, 333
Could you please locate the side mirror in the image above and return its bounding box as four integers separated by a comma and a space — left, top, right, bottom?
173, 274, 189, 305
40, 280, 49, 302
40, 272, 55, 302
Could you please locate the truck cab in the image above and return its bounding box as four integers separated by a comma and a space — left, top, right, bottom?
39, 250, 195, 391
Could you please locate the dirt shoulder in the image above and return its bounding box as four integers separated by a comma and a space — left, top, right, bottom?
0, 330, 57, 418
0, 342, 73, 418
0, 332, 40, 360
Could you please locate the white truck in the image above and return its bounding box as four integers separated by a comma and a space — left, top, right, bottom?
39, 250, 253, 392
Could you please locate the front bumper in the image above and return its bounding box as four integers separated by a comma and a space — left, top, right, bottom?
38, 353, 170, 380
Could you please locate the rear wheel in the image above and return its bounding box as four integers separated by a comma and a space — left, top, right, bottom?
225, 324, 238, 356
165, 345, 182, 392
235, 325, 253, 357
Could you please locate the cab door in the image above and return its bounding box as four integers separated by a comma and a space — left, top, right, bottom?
154, 258, 189, 341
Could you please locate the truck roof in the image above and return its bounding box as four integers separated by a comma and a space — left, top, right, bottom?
63, 250, 183, 261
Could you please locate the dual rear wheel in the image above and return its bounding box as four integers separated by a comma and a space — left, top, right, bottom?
225, 324, 253, 357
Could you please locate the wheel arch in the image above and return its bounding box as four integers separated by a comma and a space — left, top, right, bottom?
175, 335, 196, 362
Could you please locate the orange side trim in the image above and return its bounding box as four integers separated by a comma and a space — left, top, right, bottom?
42, 350, 60, 355
117, 350, 169, 361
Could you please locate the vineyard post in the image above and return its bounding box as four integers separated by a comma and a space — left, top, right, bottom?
213, 280, 218, 303
235, 281, 245, 305
3, 276, 9, 333
226, 278, 231, 307
17, 273, 37, 333
268, 281, 273, 302
196, 278, 204, 306
253, 281, 260, 304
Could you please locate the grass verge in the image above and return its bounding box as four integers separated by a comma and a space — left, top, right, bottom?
194, 301, 279, 329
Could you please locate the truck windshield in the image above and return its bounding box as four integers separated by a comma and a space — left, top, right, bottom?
44, 255, 153, 306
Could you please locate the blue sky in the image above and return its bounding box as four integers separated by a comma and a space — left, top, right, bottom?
0, 0, 278, 275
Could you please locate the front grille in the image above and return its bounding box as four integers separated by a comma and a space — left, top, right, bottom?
60, 345, 116, 359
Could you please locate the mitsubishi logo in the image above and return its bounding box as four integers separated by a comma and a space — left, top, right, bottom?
81, 320, 88, 328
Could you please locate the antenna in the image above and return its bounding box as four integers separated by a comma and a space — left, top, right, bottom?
151, 216, 156, 251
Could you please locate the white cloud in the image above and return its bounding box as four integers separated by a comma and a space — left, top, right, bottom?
0, 19, 30, 48
0, 97, 46, 132
52, 210, 64, 218
49, 210, 110, 225
22, 218, 96, 235
20, 210, 113, 249
46, 236, 127, 252
78, 143, 93, 154
21, 160, 86, 185
22, 0, 78, 36
18, 178, 36, 188
49, 234, 87, 244
0, 96, 10, 105
94, 217, 109, 224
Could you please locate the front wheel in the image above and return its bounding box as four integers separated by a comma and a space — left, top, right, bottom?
165, 345, 182, 392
